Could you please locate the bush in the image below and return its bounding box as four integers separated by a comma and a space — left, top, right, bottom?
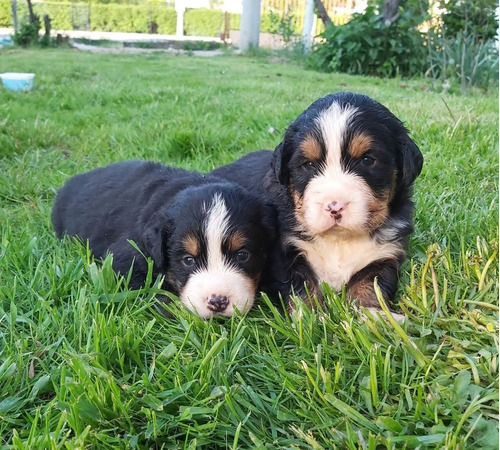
427, 32, 499, 93
12, 17, 40, 46
441, 0, 498, 42
264, 8, 298, 44
309, 6, 427, 78
184, 8, 223, 36
35, 2, 72, 30
183, 8, 240, 37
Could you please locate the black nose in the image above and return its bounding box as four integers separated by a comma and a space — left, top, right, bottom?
207, 294, 229, 312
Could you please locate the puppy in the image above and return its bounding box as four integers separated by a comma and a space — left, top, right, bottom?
212, 92, 423, 311
52, 161, 275, 318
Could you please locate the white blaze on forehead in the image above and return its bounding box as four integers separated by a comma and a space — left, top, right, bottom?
298, 102, 372, 236
315, 102, 358, 174
179, 192, 256, 318
204, 192, 230, 269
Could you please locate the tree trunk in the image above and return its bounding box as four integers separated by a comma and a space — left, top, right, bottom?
43, 14, 51, 37
26, 0, 37, 24
314, 0, 332, 28
382, 0, 400, 25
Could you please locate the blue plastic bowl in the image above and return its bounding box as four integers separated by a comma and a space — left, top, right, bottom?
0, 72, 35, 91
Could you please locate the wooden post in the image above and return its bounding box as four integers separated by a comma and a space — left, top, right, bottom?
240, 0, 261, 52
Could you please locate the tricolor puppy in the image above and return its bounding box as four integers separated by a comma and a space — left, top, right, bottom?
212, 92, 423, 311
52, 161, 275, 318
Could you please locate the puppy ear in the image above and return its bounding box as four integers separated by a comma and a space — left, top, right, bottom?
273, 139, 295, 186
398, 132, 423, 188
272, 141, 287, 185
142, 211, 174, 270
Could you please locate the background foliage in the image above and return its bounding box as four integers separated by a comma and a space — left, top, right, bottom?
308, 6, 427, 77
310, 0, 499, 92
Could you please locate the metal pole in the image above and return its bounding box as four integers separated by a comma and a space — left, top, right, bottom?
302, 0, 315, 52
11, 0, 18, 32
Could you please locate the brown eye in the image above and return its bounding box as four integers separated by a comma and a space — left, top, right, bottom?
361, 156, 375, 166
182, 256, 196, 268
235, 250, 250, 263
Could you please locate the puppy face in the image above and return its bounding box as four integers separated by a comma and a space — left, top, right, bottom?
274, 92, 423, 237
144, 184, 274, 319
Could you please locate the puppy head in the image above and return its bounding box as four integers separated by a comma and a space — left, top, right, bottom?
144, 183, 274, 319
272, 92, 423, 236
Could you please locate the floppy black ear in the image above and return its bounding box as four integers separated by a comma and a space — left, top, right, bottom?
141, 211, 174, 270
272, 141, 287, 185
398, 132, 423, 188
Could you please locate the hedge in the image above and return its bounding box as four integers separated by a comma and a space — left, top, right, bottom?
2, 2, 306, 37
2, 2, 244, 36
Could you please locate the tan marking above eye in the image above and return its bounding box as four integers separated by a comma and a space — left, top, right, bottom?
227, 231, 246, 253
349, 133, 373, 158
300, 135, 322, 161
182, 234, 200, 257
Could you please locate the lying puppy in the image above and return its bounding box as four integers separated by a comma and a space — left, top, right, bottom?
212, 92, 423, 311
52, 161, 275, 318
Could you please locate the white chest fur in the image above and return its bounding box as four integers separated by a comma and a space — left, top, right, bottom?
289, 232, 403, 290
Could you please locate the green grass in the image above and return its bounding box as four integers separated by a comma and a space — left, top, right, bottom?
0, 48, 498, 449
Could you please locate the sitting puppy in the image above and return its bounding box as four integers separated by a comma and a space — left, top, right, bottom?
212, 92, 423, 312
52, 161, 275, 318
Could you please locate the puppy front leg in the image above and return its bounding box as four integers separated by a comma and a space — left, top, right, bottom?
346, 259, 400, 310
287, 255, 321, 311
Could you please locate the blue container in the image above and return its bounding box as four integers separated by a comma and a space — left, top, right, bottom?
0, 73, 35, 91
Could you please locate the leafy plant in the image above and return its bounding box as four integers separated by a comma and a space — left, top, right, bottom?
427, 31, 499, 93
441, 0, 498, 42
267, 7, 297, 44
310, 6, 427, 78
12, 17, 40, 46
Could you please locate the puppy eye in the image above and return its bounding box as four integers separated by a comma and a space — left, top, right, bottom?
300, 161, 315, 170
361, 156, 375, 166
235, 250, 250, 263
182, 256, 196, 268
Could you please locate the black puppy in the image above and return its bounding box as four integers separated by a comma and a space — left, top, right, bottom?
212, 92, 423, 312
52, 161, 275, 318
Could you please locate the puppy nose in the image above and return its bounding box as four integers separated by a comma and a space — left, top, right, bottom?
207, 294, 229, 312
324, 201, 347, 214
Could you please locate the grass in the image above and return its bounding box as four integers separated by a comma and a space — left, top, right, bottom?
0, 47, 498, 448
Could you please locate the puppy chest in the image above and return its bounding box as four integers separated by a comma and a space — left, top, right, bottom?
292, 235, 401, 290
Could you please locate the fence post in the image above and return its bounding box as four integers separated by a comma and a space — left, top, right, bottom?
240, 0, 261, 52
175, 0, 185, 37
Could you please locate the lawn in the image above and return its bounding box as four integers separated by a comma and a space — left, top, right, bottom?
0, 48, 498, 448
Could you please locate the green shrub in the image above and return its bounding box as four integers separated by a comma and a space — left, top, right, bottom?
427, 32, 499, 93
442, 0, 498, 41
309, 6, 427, 78
153, 7, 177, 34
34, 2, 72, 30
264, 8, 298, 43
183, 8, 224, 37
13, 17, 40, 46
0, 0, 11, 27
88, 4, 176, 34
